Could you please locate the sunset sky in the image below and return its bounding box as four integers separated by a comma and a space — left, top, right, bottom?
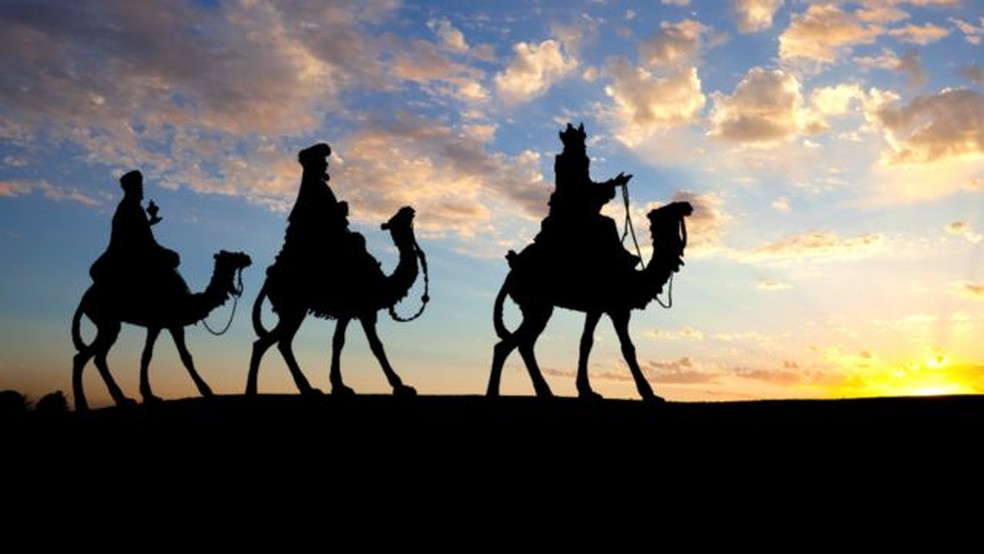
2, 0, 982, 407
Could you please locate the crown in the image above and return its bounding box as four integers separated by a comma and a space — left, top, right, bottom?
558, 123, 586, 147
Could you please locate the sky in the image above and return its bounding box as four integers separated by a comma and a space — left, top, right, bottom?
1, 0, 983, 407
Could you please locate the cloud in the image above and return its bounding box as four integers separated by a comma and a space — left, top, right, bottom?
662, 0, 691, 5
756, 279, 792, 290
427, 18, 469, 54
604, 60, 706, 146
887, 23, 950, 44
960, 64, 984, 86
743, 231, 888, 263
0, 179, 102, 206
391, 39, 488, 102
779, 4, 881, 63
945, 222, 983, 243
949, 282, 984, 301
735, 0, 785, 34
950, 17, 984, 45
494, 39, 578, 104
331, 113, 545, 245
708, 68, 806, 144
646, 327, 705, 341
866, 88, 984, 165
0, 0, 407, 203
645, 357, 716, 384
639, 19, 706, 67
772, 196, 790, 211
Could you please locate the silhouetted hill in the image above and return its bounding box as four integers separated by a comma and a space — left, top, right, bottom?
8, 394, 983, 527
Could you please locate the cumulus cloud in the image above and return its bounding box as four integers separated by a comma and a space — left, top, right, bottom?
645, 357, 715, 384
743, 231, 888, 263
708, 68, 806, 144
604, 60, 706, 146
735, 0, 785, 33
866, 88, 984, 165
772, 196, 790, 211
779, 4, 881, 63
639, 19, 706, 67
391, 39, 488, 102
494, 39, 578, 104
646, 327, 705, 341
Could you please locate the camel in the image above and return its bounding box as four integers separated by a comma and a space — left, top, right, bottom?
488, 201, 693, 402
246, 206, 425, 397
70, 250, 252, 411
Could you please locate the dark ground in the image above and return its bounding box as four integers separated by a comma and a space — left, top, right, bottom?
6, 394, 983, 534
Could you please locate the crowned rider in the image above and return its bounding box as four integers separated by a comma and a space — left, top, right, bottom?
534, 123, 640, 273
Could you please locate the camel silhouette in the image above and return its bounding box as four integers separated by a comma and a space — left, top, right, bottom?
246, 206, 425, 396
488, 201, 693, 402
71, 250, 252, 411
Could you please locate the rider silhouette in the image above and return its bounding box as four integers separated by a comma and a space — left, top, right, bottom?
534, 123, 640, 273
89, 170, 185, 298
270, 143, 379, 296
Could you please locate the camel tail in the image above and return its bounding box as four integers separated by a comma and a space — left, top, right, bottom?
252, 282, 270, 338
71, 297, 88, 351
493, 272, 513, 340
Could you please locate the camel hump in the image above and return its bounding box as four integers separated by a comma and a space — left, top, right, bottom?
381, 206, 415, 230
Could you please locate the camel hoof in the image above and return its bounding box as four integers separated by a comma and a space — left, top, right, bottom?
643, 394, 666, 404
578, 389, 603, 401
117, 397, 138, 408
394, 385, 417, 397
142, 394, 164, 405
331, 385, 355, 397
302, 387, 325, 396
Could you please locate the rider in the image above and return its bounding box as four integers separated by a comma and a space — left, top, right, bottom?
534, 123, 640, 273
271, 142, 380, 292
89, 170, 185, 297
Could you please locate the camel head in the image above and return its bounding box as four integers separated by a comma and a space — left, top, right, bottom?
213, 250, 252, 297
648, 201, 693, 258
381, 206, 416, 233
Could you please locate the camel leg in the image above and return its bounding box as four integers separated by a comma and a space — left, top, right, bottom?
329, 317, 355, 396
488, 332, 520, 397
72, 344, 96, 412
170, 326, 213, 397
91, 320, 136, 408
246, 314, 282, 395
139, 327, 164, 404
360, 312, 416, 397
517, 306, 554, 398
577, 311, 604, 400
275, 308, 319, 395
609, 310, 663, 403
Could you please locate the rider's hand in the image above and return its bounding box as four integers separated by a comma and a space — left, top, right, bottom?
615, 172, 632, 186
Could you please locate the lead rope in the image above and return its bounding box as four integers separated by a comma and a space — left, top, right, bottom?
389, 237, 430, 322
620, 183, 646, 270
653, 217, 686, 310
202, 267, 243, 335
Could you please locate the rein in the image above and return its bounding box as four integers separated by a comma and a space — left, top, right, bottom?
620, 183, 646, 270
389, 236, 430, 322
202, 266, 244, 335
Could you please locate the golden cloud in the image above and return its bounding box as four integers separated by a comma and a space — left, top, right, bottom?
779, 4, 881, 63
494, 39, 578, 104
743, 231, 888, 263
708, 68, 805, 144
639, 19, 705, 67
604, 61, 706, 146
735, 0, 785, 34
